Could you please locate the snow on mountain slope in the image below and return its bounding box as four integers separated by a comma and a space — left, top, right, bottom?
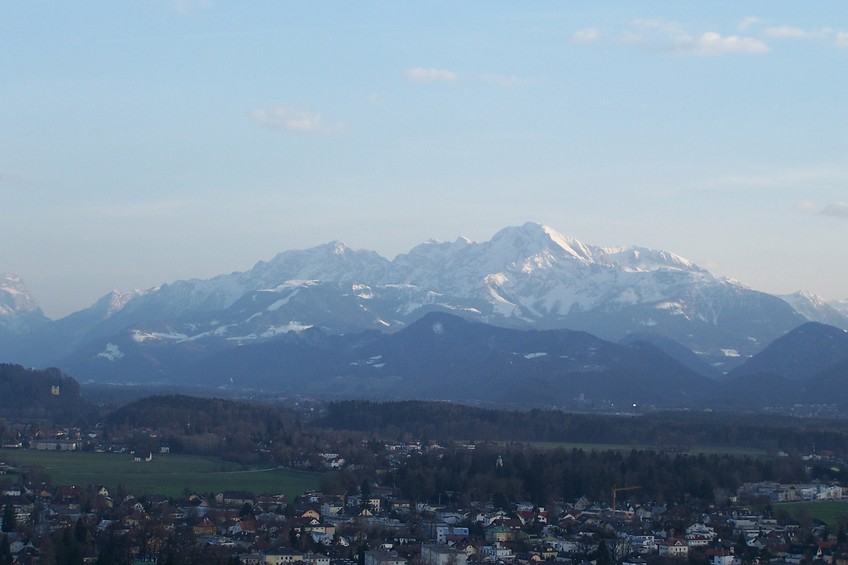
0, 273, 50, 334
60, 222, 753, 334
387, 222, 714, 322
830, 298, 848, 318
388, 222, 720, 323
91, 241, 390, 329
0, 273, 42, 315
780, 291, 848, 330
6, 223, 815, 376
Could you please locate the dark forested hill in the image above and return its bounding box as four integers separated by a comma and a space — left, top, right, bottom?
728, 322, 848, 380
314, 400, 848, 456
0, 363, 95, 423
105, 394, 299, 432
186, 312, 714, 409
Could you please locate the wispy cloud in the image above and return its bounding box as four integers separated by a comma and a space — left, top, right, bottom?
251, 106, 343, 135
405, 67, 458, 84
762, 26, 832, 40
621, 19, 770, 56
822, 202, 848, 218
478, 74, 526, 88
405, 68, 525, 88
715, 162, 848, 192
622, 18, 683, 45
687, 32, 770, 55
837, 32, 848, 48
571, 28, 601, 44
794, 200, 819, 213
737, 16, 762, 32
794, 200, 848, 219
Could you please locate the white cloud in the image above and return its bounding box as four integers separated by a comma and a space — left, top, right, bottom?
622, 19, 770, 56
251, 106, 342, 135
795, 201, 818, 213
683, 31, 771, 56
837, 31, 848, 48
405, 67, 458, 84
822, 202, 848, 218
571, 28, 601, 44
762, 26, 832, 40
631, 18, 679, 31
404, 67, 523, 88
625, 18, 685, 44
737, 16, 762, 31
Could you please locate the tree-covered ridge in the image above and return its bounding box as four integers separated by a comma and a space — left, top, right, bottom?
102, 395, 371, 467
90, 396, 848, 510
316, 400, 848, 456
389, 444, 816, 508
105, 394, 299, 432
0, 363, 92, 422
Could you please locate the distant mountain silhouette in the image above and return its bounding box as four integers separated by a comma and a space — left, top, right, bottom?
727, 322, 848, 380
184, 312, 714, 409
620, 332, 723, 379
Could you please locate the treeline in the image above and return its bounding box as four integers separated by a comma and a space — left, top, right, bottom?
316, 400, 848, 456
388, 444, 815, 509
105, 395, 305, 461
102, 395, 377, 467
106, 394, 301, 436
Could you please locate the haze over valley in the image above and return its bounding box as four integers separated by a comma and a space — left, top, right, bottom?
2, 223, 846, 410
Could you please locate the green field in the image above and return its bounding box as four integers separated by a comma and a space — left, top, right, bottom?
774, 501, 848, 530
524, 441, 768, 456
0, 449, 319, 499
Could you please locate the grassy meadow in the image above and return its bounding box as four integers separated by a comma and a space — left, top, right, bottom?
524, 441, 768, 456
0, 449, 318, 499
775, 500, 848, 530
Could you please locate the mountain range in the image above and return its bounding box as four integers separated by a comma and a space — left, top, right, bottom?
2, 222, 846, 406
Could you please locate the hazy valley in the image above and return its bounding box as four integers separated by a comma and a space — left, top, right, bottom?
2, 223, 847, 411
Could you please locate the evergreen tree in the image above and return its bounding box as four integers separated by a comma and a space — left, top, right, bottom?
0, 506, 14, 533
75, 518, 90, 545
0, 536, 12, 565
357, 542, 369, 565
289, 527, 299, 548
595, 540, 612, 565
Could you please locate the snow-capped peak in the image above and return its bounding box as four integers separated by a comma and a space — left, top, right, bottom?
602, 246, 699, 272
780, 291, 848, 330
786, 290, 827, 306
326, 240, 348, 255
93, 289, 146, 317
0, 273, 42, 314
0, 273, 50, 334
488, 222, 596, 264
831, 298, 848, 318
538, 224, 597, 262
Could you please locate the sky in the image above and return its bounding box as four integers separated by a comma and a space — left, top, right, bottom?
1, 1, 847, 319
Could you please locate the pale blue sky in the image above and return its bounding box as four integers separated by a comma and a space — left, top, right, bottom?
2, 1, 846, 318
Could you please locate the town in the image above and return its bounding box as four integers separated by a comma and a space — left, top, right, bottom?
2, 418, 848, 565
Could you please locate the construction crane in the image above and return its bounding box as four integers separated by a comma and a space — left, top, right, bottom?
612, 486, 640, 512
